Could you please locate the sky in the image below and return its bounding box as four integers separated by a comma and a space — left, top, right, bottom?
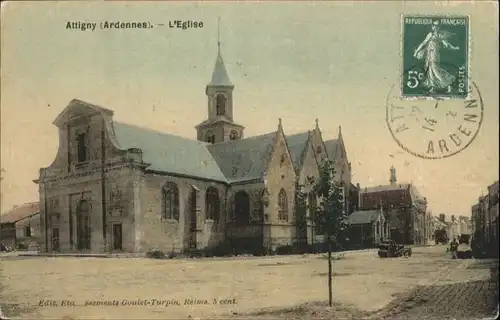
1, 1, 498, 217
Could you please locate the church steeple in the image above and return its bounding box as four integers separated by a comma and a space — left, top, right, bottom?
207, 51, 233, 88
195, 17, 245, 144
207, 18, 233, 88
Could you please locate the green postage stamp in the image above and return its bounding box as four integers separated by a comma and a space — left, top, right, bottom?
401, 15, 469, 99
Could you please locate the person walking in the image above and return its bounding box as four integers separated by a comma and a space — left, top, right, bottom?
450, 238, 459, 259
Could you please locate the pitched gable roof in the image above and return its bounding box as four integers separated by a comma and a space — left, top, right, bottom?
112, 122, 227, 182
1, 202, 40, 224
285, 131, 310, 171
207, 132, 277, 183
53, 99, 114, 127
348, 209, 381, 225
362, 184, 410, 193
361, 183, 426, 206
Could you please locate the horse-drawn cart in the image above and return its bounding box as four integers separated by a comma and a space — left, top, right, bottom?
378, 240, 412, 258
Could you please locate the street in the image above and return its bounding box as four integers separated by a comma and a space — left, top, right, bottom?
0, 245, 498, 319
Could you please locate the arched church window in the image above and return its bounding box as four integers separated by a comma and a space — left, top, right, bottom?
280, 154, 286, 166
278, 189, 288, 221
229, 130, 238, 140
234, 191, 250, 226
216, 94, 226, 116
77, 133, 88, 162
162, 182, 180, 220
316, 146, 322, 154
206, 132, 215, 144
377, 221, 380, 235
205, 187, 220, 221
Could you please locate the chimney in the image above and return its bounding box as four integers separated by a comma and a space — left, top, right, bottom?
390, 166, 397, 186
357, 183, 362, 209
439, 214, 445, 223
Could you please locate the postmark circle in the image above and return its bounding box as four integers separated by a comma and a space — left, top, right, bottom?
386, 64, 483, 160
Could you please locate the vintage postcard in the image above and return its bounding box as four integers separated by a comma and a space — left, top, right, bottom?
1, 1, 498, 320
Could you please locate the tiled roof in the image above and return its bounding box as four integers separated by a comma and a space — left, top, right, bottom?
361, 184, 410, 193
195, 117, 244, 129
348, 209, 380, 225
111, 120, 314, 184
361, 183, 426, 204
285, 132, 310, 171
0, 202, 40, 224
112, 122, 228, 183
207, 132, 277, 183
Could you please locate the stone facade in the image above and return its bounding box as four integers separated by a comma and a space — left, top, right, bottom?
472, 181, 499, 255
360, 166, 428, 245
35, 46, 355, 254
0, 202, 40, 249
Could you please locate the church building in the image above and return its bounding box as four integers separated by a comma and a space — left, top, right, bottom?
35, 42, 356, 254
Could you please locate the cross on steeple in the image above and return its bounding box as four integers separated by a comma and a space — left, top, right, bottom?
207, 17, 232, 87
217, 16, 221, 54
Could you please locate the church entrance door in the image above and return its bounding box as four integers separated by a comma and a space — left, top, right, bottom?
112, 223, 122, 251
77, 200, 91, 251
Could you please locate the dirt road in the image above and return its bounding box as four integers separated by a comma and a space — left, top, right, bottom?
0, 245, 496, 319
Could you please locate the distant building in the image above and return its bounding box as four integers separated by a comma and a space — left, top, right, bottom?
439, 214, 446, 223
0, 202, 40, 249
446, 215, 460, 241
424, 211, 433, 244
359, 166, 427, 245
471, 181, 499, 257
347, 207, 389, 248
479, 195, 490, 240
430, 215, 447, 242
471, 203, 480, 237
487, 181, 499, 242
457, 215, 472, 236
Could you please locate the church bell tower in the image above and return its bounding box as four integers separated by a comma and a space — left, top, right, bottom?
195, 18, 244, 144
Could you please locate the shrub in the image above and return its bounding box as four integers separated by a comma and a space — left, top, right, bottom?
146, 249, 167, 259
16, 243, 28, 251
167, 251, 178, 259
207, 242, 234, 257
275, 245, 294, 255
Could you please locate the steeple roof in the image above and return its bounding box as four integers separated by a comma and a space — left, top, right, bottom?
208, 51, 233, 87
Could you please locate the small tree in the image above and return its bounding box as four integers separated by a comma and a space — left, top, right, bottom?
294, 180, 308, 245
310, 160, 349, 307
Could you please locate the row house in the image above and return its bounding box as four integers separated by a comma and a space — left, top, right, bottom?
471, 180, 499, 257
